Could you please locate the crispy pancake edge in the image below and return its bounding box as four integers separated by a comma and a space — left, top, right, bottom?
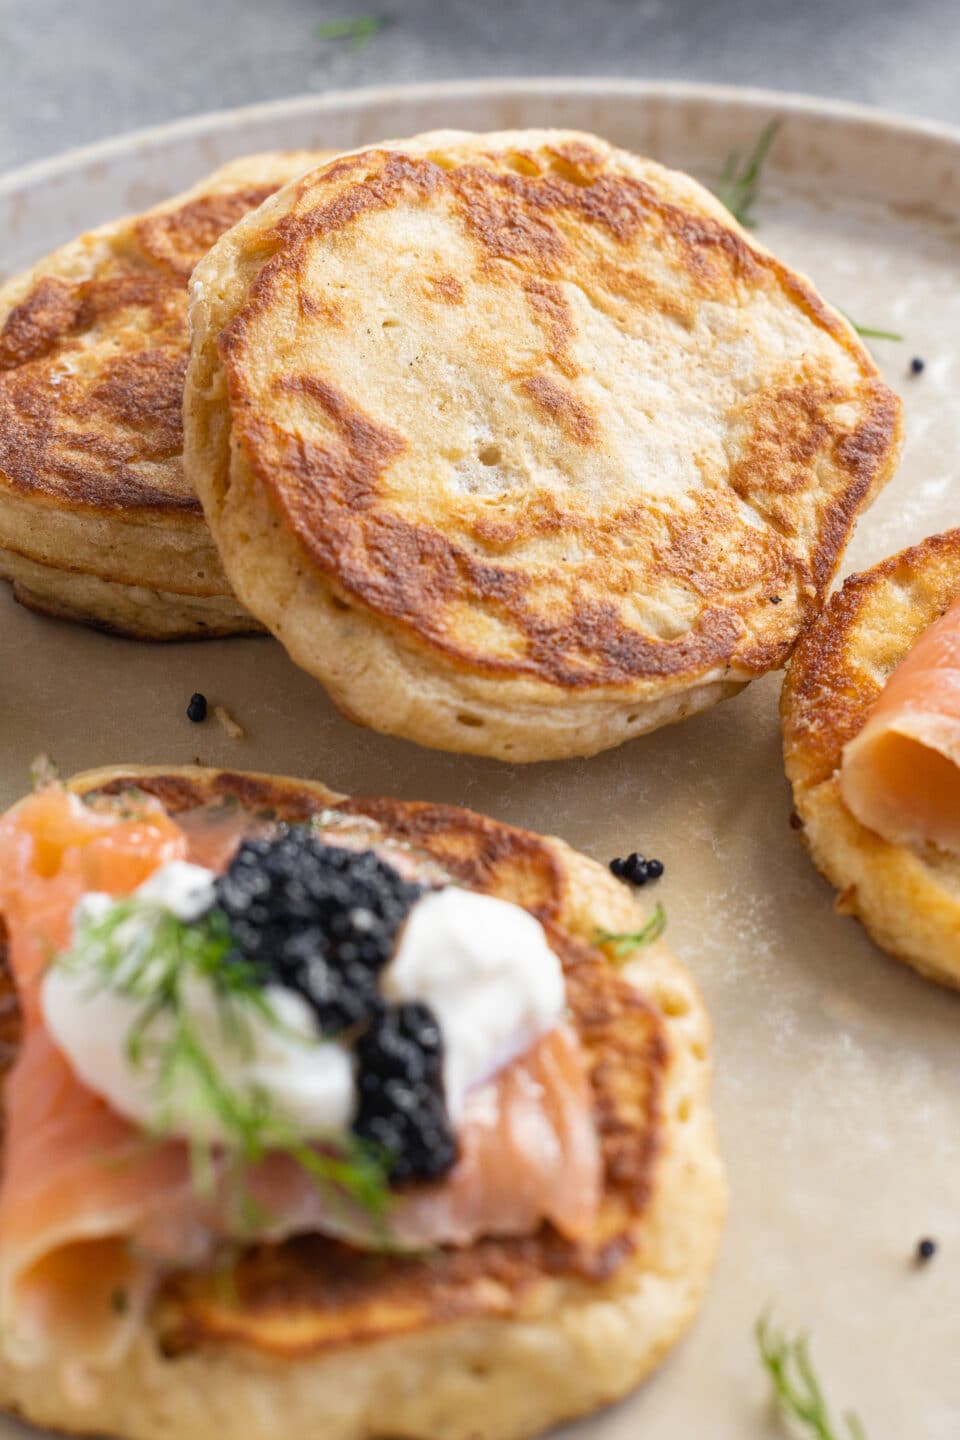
782, 529, 960, 985
0, 542, 262, 639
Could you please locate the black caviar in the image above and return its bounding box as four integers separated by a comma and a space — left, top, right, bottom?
186, 692, 208, 723
610, 852, 664, 886
910, 355, 926, 376
211, 830, 460, 1184
916, 1236, 938, 1263
214, 831, 425, 1035
354, 1002, 456, 1183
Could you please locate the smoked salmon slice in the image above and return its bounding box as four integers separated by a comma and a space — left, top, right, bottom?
0, 788, 601, 1369
840, 591, 960, 851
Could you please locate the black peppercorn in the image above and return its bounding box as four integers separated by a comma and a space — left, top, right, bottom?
186, 692, 208, 723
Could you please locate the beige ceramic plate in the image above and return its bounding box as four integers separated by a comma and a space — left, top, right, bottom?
2, 80, 959, 1439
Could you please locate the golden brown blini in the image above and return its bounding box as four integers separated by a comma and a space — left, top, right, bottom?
0, 765, 725, 1440
0, 151, 331, 639
782, 530, 960, 985
185, 128, 901, 759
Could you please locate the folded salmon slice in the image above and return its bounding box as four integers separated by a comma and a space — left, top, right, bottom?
841, 592, 960, 852
0, 788, 601, 1369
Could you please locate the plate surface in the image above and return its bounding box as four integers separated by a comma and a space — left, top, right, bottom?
3, 80, 959, 1439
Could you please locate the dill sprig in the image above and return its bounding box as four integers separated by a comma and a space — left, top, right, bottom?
714, 126, 904, 351
714, 125, 903, 347
839, 310, 904, 343
315, 14, 385, 50
757, 1313, 867, 1440
59, 898, 392, 1225
595, 901, 667, 958
29, 753, 60, 791
715, 119, 781, 228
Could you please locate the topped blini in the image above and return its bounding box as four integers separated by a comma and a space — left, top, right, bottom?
782, 529, 960, 987
185, 127, 902, 761
0, 764, 724, 1440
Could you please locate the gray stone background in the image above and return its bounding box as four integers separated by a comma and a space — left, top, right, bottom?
1, 0, 957, 172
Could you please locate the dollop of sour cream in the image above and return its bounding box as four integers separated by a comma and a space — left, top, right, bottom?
42, 862, 566, 1150
43, 864, 355, 1144
383, 888, 565, 1121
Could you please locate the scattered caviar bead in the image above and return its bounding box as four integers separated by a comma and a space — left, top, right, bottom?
186, 692, 208, 723
910, 355, 926, 375
214, 831, 424, 1035
916, 1237, 938, 1262
609, 852, 664, 886
789, 811, 804, 831
353, 1001, 456, 1182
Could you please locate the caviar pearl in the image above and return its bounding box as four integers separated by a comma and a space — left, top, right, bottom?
353, 1002, 456, 1182
214, 831, 424, 1035
609, 852, 664, 886
186, 692, 208, 723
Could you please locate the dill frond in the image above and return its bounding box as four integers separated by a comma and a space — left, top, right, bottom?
58, 898, 393, 1221
715, 119, 781, 228
839, 310, 903, 343
315, 14, 385, 50
595, 901, 667, 958
757, 1312, 867, 1440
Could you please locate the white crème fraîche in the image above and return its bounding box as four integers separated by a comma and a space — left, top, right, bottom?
42, 861, 565, 1147
383, 888, 565, 1121
42, 861, 355, 1144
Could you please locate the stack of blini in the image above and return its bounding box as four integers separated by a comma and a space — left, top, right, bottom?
2, 129, 900, 762
0, 150, 331, 638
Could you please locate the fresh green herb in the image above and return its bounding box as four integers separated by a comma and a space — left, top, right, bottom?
839, 311, 904, 343
315, 14, 385, 50
59, 898, 392, 1225
714, 125, 903, 348
756, 1313, 867, 1440
715, 119, 781, 228
595, 901, 667, 957
29, 753, 60, 791
82, 786, 147, 819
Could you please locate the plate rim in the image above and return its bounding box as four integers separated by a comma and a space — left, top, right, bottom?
2, 75, 960, 198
